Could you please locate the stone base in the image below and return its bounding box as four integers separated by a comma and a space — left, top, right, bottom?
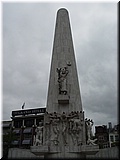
30, 146, 49, 155
30, 145, 61, 156
81, 144, 99, 155
58, 95, 69, 104
30, 144, 99, 157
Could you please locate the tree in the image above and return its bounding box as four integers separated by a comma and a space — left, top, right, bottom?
2, 130, 17, 159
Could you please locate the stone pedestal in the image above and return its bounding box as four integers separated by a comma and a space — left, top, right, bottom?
30, 144, 99, 158
31, 111, 99, 158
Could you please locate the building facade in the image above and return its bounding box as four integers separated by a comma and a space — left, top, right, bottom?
108, 123, 119, 147
95, 125, 109, 149
3, 107, 45, 150
95, 122, 119, 149
2, 120, 12, 158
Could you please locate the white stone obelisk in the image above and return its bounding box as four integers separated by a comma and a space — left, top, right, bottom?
46, 8, 83, 114
31, 8, 99, 159
45, 8, 86, 158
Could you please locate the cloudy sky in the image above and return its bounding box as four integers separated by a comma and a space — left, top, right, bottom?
2, 2, 118, 129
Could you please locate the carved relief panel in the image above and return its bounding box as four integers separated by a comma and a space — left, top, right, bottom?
43, 111, 85, 146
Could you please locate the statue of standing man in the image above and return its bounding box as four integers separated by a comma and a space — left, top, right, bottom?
57, 67, 69, 95
61, 112, 68, 145
33, 122, 43, 146
50, 113, 60, 145
85, 118, 97, 145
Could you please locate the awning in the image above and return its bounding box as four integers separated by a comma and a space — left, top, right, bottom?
13, 129, 20, 134
22, 139, 31, 144
11, 140, 19, 145
3, 123, 11, 128
23, 128, 32, 133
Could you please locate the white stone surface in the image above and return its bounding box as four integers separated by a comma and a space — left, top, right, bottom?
8, 146, 119, 158
46, 8, 83, 114
8, 148, 43, 158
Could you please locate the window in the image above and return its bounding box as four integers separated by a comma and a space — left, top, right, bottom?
110, 135, 114, 142
14, 120, 22, 128
103, 143, 109, 148
11, 140, 19, 145
22, 139, 31, 145
115, 135, 119, 141
23, 134, 32, 139
13, 129, 21, 134
23, 128, 32, 134
24, 119, 34, 127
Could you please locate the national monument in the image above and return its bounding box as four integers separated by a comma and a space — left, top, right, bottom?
30, 8, 99, 158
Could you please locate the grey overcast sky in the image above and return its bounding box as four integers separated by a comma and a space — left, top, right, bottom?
2, 2, 118, 128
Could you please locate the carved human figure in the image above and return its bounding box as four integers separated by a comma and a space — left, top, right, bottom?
87, 138, 97, 145
50, 113, 60, 145
85, 119, 97, 145
75, 118, 83, 145
69, 119, 77, 145
34, 122, 43, 146
68, 111, 79, 132
68, 111, 83, 145
61, 112, 68, 145
71, 118, 82, 145
68, 111, 75, 133
57, 67, 69, 95
85, 119, 93, 140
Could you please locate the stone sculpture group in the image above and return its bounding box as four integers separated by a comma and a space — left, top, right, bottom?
33, 112, 97, 147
